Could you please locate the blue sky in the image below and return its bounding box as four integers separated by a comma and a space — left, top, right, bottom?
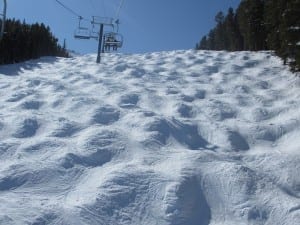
5, 0, 241, 54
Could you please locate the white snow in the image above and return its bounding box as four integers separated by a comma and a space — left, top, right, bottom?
0, 50, 300, 225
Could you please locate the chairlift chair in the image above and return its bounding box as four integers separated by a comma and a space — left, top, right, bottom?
74, 27, 91, 39
74, 16, 91, 39
103, 32, 123, 52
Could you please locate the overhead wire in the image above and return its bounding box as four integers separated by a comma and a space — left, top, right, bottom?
54, 0, 89, 21
88, 0, 97, 16
55, 0, 125, 58
55, 0, 124, 22
101, 0, 107, 17
115, 0, 124, 20
87, 0, 106, 20
54, 0, 125, 32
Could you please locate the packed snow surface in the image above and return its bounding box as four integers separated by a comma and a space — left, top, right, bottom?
0, 50, 300, 225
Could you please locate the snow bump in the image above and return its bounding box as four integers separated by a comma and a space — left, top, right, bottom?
0, 50, 299, 224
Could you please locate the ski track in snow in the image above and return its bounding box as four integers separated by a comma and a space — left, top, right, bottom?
0, 50, 300, 225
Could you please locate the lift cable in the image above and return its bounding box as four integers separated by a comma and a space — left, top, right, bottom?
55, 0, 125, 63
88, 0, 97, 16
101, 0, 107, 17
115, 0, 124, 21
55, 0, 89, 21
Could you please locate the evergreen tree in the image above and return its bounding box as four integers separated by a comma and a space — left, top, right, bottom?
278, 0, 300, 71
214, 11, 228, 50
207, 29, 216, 50
264, 0, 283, 52
237, 0, 267, 51
196, 0, 300, 71
224, 8, 243, 51
198, 36, 208, 50
0, 19, 69, 65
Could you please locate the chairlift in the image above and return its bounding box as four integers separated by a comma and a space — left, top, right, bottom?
55, 0, 125, 63
74, 16, 91, 39
74, 27, 91, 39
103, 32, 123, 52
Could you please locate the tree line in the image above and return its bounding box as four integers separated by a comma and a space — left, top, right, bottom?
196, 0, 300, 72
0, 19, 69, 65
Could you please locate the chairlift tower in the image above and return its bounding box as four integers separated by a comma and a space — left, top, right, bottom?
0, 0, 7, 40
91, 16, 115, 64
55, 0, 125, 63
74, 16, 123, 64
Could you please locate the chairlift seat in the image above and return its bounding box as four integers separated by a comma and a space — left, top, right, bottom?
74, 27, 91, 39
90, 30, 99, 40
104, 40, 122, 48
103, 32, 123, 49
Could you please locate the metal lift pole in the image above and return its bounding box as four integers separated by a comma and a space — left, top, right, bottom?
96, 23, 104, 64
0, 0, 7, 40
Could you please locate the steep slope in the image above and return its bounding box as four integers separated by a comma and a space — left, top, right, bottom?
0, 50, 299, 225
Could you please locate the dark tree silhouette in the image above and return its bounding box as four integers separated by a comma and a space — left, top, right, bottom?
0, 19, 69, 65
196, 0, 300, 72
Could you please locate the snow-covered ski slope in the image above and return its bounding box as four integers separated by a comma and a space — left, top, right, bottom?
0, 50, 300, 225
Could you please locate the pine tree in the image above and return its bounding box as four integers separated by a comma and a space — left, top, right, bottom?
224, 8, 243, 51
237, 0, 267, 51
207, 29, 216, 50
195, 0, 299, 71
0, 19, 69, 64
214, 11, 228, 50
278, 0, 300, 70
198, 36, 208, 50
